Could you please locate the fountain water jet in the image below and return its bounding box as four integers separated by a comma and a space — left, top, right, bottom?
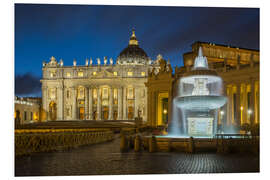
168, 47, 227, 138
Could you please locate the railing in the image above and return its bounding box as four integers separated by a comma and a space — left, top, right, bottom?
15, 128, 114, 156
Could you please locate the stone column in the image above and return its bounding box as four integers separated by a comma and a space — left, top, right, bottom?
152, 91, 157, 127
123, 87, 127, 120
72, 87, 77, 120
236, 83, 241, 127
226, 86, 232, 126
257, 81, 260, 124
57, 86, 64, 120
85, 87, 89, 120
147, 89, 152, 126
222, 82, 227, 127
134, 87, 139, 118
250, 79, 255, 125
117, 87, 123, 120
97, 87, 101, 120
168, 88, 172, 125
89, 88, 93, 120
42, 86, 47, 121
144, 87, 148, 122
109, 87, 113, 120
242, 84, 247, 124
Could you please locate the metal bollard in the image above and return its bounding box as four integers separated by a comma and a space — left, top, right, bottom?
134, 135, 141, 152
187, 136, 194, 153
120, 134, 128, 152
149, 136, 156, 153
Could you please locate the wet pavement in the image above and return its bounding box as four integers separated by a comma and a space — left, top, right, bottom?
15, 135, 259, 176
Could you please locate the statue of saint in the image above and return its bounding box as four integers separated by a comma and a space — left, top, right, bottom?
104, 57, 107, 65
90, 58, 93, 65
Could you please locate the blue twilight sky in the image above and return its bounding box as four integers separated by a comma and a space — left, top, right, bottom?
15, 4, 259, 97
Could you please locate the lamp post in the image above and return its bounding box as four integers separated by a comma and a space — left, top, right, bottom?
248, 109, 252, 124
240, 106, 243, 125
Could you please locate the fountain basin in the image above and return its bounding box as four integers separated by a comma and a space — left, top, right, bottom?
175, 95, 227, 110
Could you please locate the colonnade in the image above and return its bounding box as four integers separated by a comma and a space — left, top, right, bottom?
222, 80, 259, 127
70, 86, 127, 120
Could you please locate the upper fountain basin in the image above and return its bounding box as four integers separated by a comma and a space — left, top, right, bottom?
174, 95, 227, 110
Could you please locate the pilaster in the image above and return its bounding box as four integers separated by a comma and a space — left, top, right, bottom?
85, 87, 89, 120
97, 87, 101, 120
89, 88, 93, 120
109, 87, 113, 120
117, 87, 123, 120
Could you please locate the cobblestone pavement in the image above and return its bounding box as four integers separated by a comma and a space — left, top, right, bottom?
15, 135, 259, 176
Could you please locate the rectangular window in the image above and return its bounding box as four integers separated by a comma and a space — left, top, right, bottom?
113, 89, 118, 99
127, 72, 133, 76
49, 88, 56, 99
127, 87, 134, 99
93, 89, 97, 99
114, 72, 118, 76
102, 88, 108, 99
93, 72, 97, 75
78, 71, 84, 77
50, 72, 56, 77
24, 111, 27, 121
66, 72, 71, 77
141, 72, 146, 76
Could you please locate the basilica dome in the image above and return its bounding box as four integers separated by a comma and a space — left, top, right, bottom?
117, 29, 149, 65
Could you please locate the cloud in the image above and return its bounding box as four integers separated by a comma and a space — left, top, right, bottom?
15, 73, 41, 96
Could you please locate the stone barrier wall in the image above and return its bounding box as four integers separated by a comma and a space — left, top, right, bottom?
131, 136, 260, 154
15, 129, 114, 156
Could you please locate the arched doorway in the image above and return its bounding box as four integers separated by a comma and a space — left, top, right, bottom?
93, 111, 97, 120
128, 107, 134, 119
79, 107, 84, 120
102, 106, 109, 120
15, 110, 21, 126
49, 101, 57, 121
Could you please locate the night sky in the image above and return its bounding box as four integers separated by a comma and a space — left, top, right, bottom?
15, 4, 259, 97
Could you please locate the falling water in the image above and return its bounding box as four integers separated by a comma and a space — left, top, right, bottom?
168, 100, 182, 136
167, 47, 228, 138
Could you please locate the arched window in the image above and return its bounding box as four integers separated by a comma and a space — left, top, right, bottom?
77, 86, 85, 99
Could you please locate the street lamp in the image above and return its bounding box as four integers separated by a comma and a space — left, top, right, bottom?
240, 106, 244, 111
163, 109, 167, 114
248, 109, 252, 114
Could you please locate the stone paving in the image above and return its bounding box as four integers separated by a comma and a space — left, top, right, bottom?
15, 135, 259, 176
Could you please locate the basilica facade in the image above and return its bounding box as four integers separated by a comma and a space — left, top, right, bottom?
40, 30, 168, 122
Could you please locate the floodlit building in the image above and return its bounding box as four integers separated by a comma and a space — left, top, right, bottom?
40, 30, 167, 122
14, 96, 41, 125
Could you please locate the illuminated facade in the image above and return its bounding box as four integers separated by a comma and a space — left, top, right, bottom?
14, 96, 41, 124
41, 30, 160, 122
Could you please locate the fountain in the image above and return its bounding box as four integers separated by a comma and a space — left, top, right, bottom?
169, 47, 227, 138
